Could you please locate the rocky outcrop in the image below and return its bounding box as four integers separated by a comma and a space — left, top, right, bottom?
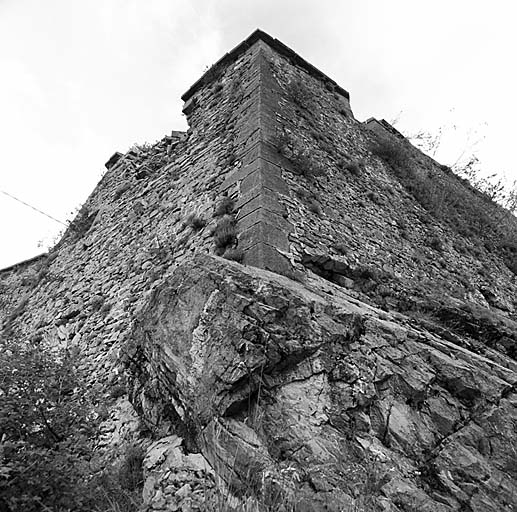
124, 254, 517, 511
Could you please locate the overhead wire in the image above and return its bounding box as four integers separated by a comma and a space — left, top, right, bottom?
0, 189, 68, 227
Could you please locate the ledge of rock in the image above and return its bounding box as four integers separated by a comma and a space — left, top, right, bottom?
123, 254, 517, 511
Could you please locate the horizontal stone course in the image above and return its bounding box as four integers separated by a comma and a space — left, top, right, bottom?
238, 222, 290, 253
237, 208, 291, 234
241, 242, 292, 274
239, 166, 287, 196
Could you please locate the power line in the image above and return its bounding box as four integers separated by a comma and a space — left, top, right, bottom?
0, 189, 68, 227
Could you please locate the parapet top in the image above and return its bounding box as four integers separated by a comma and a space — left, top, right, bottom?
181, 29, 350, 103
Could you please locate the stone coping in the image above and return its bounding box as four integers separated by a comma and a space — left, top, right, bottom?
181, 29, 350, 103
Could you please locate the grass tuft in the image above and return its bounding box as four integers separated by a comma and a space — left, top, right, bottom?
214, 197, 235, 217
185, 213, 206, 231
214, 216, 237, 248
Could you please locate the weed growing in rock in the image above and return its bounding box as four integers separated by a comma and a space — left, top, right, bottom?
114, 182, 131, 200
274, 130, 326, 179
214, 216, 237, 248
185, 213, 207, 231
277, 137, 326, 179
68, 205, 98, 240
370, 130, 517, 273
292, 150, 326, 179
89, 295, 105, 312
118, 444, 145, 491
369, 134, 412, 178
504, 255, 517, 276
214, 196, 235, 217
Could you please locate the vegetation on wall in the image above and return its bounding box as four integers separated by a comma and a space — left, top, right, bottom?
68, 205, 98, 240
185, 212, 206, 231
275, 132, 326, 179
0, 338, 143, 511
369, 131, 517, 274
213, 216, 237, 249
213, 196, 235, 217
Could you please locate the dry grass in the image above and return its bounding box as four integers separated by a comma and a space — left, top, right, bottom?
214, 216, 237, 248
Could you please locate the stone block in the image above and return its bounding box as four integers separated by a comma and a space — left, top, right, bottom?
219, 161, 261, 191
182, 96, 198, 116
243, 242, 293, 275
242, 128, 262, 151
236, 191, 285, 218
241, 162, 285, 194
237, 208, 292, 234
105, 152, 123, 170
242, 142, 262, 166
238, 222, 290, 252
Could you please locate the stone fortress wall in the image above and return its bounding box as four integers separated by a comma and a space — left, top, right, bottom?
2, 28, 516, 410
2, 29, 517, 382
1, 29, 517, 512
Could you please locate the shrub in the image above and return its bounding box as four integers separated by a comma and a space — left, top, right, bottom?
0, 336, 145, 512
0, 339, 99, 511
214, 196, 235, 217
214, 216, 237, 248
118, 444, 145, 491
185, 213, 206, 231
369, 134, 412, 178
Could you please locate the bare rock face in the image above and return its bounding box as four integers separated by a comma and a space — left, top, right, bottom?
124, 254, 517, 511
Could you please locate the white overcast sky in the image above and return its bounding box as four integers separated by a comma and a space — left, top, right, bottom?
1, 0, 516, 268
